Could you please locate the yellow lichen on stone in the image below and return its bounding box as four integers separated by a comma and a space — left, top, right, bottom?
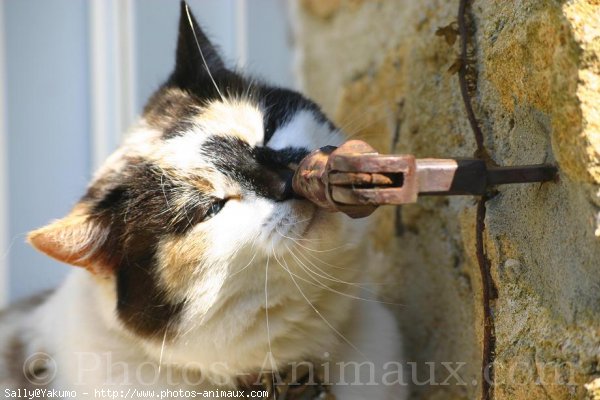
300, 0, 341, 19
483, 8, 561, 113
586, 378, 600, 400
480, 1, 600, 183
562, 1, 600, 183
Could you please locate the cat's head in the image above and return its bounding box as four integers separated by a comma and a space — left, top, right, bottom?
28, 2, 366, 371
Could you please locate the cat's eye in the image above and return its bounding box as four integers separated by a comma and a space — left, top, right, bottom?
204, 198, 227, 222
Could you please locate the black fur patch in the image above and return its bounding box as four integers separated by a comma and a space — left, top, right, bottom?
170, 1, 226, 90
143, 88, 200, 140
83, 161, 220, 337
202, 136, 308, 201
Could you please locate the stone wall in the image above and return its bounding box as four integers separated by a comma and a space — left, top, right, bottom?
291, 1, 600, 399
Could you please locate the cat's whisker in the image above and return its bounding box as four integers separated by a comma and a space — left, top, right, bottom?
336, 99, 400, 138
180, 202, 195, 232
276, 230, 325, 243
178, 323, 196, 342
272, 217, 321, 240
286, 246, 364, 289
123, 201, 131, 223
2, 232, 28, 261
275, 253, 358, 301
274, 221, 357, 247
184, 3, 224, 101
288, 257, 397, 306
286, 245, 404, 306
243, 76, 259, 107
160, 172, 170, 209
272, 244, 365, 357
228, 252, 257, 277
265, 244, 274, 371
275, 226, 352, 253
279, 232, 327, 243
158, 324, 169, 374
297, 246, 398, 285
229, 238, 260, 277
282, 226, 352, 246
277, 216, 313, 227
340, 114, 391, 141
278, 227, 335, 243
289, 246, 374, 288
292, 246, 361, 272
295, 247, 407, 307
336, 97, 395, 131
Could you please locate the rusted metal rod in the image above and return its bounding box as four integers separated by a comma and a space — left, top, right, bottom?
292, 140, 557, 218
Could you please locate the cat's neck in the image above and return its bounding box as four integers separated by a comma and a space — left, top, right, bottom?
26, 266, 358, 391
19, 270, 231, 394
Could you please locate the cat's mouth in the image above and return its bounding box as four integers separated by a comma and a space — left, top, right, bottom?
300, 207, 319, 237
269, 200, 319, 244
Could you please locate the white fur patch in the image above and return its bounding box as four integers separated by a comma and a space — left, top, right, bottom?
268, 110, 345, 150
92, 122, 162, 181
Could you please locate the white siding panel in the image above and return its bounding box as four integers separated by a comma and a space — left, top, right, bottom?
0, 1, 8, 307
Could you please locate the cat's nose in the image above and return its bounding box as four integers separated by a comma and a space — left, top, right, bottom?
255, 147, 308, 202
262, 164, 298, 202
278, 168, 297, 201
273, 151, 309, 202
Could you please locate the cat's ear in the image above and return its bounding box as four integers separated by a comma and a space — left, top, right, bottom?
171, 1, 225, 87
27, 205, 113, 275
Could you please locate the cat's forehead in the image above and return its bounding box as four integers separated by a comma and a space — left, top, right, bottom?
144, 87, 264, 146
128, 85, 334, 163
150, 98, 265, 172
90, 83, 342, 191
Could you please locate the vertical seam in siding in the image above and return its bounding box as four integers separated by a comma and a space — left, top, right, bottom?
117, 0, 137, 134
90, 0, 112, 172
90, 0, 137, 173
0, 1, 8, 307
235, 0, 248, 68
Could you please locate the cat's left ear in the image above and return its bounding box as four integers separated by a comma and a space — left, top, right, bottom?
27, 205, 114, 275
170, 1, 226, 87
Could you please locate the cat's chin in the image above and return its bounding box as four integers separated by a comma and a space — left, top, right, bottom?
297, 202, 348, 239
276, 200, 341, 242
300, 206, 319, 237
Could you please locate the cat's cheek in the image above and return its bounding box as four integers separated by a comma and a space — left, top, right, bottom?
208, 197, 276, 249
305, 211, 371, 273
304, 208, 367, 243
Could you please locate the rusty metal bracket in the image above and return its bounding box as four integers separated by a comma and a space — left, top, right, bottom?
292, 140, 557, 218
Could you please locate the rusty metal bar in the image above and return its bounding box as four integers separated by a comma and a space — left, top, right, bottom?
292, 140, 557, 219
487, 165, 557, 186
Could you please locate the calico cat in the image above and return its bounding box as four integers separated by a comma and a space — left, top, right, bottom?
0, 3, 406, 399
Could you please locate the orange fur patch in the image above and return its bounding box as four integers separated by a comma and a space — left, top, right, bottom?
195, 100, 264, 145
156, 233, 209, 293
27, 205, 111, 275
